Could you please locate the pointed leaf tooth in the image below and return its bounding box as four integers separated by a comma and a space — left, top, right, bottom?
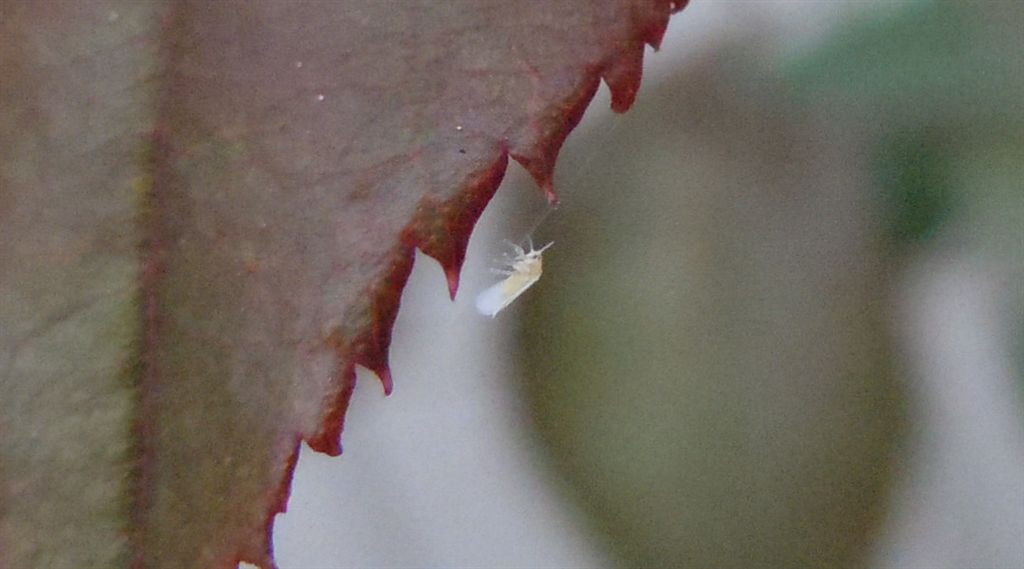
306, 364, 357, 457
445, 268, 462, 301
370, 363, 395, 397
408, 146, 510, 300
509, 77, 602, 203
604, 41, 646, 113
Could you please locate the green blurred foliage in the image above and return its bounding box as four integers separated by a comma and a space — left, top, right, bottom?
785, 0, 1024, 134
874, 129, 956, 246
522, 52, 903, 569
519, 1, 1023, 567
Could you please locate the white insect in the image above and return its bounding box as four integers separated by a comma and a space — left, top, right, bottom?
475, 240, 553, 317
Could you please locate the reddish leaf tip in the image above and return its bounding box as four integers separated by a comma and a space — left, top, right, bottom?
312, 244, 414, 454
543, 183, 561, 206
509, 73, 601, 199
639, 0, 688, 50
373, 364, 394, 396
250, 441, 302, 569
445, 266, 461, 300
307, 365, 357, 457
603, 42, 645, 113
406, 144, 509, 302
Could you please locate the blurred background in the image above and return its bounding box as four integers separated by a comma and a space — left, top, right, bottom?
272, 1, 1024, 567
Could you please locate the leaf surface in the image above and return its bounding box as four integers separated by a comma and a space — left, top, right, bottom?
0, 1, 684, 566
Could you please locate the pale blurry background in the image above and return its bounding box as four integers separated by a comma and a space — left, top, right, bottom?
271, 2, 1024, 568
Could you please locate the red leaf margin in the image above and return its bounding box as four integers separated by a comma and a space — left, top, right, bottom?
263, 3, 684, 567
315, 0, 686, 454
132, 2, 688, 567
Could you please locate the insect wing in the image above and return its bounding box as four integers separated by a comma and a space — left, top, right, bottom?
475, 280, 511, 317
475, 271, 541, 317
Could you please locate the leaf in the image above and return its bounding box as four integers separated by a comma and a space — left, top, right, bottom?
0, 1, 686, 567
